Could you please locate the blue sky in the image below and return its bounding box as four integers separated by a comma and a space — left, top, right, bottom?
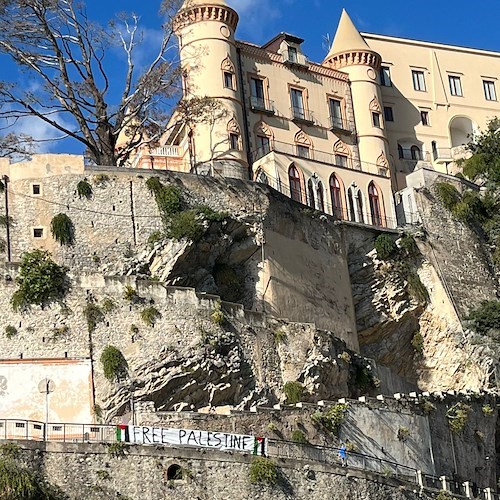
4, 0, 500, 155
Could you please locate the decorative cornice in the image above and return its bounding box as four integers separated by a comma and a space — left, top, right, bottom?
174, 4, 239, 32
236, 41, 350, 82
324, 50, 381, 71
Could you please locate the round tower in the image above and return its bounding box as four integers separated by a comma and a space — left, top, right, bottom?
323, 10, 389, 176
174, 0, 248, 179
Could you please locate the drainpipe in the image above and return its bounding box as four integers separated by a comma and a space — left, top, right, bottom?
236, 47, 253, 180
2, 175, 11, 262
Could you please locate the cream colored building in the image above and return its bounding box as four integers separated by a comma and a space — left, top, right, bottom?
134, 0, 500, 228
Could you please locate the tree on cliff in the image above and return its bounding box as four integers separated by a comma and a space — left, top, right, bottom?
0, 0, 185, 166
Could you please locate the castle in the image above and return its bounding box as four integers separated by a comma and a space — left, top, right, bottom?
131, 0, 500, 230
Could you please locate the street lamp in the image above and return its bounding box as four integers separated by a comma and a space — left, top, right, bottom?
38, 378, 55, 441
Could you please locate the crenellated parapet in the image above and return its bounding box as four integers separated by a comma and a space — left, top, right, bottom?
174, 2, 239, 32
324, 49, 381, 71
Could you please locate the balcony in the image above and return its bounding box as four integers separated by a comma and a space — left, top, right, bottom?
330, 116, 356, 135
282, 51, 309, 68
291, 106, 315, 125
249, 96, 275, 115
432, 145, 470, 163
398, 148, 429, 162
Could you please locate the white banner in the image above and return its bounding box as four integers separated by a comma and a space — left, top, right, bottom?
116, 424, 267, 456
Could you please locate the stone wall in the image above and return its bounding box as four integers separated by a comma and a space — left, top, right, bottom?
9, 440, 437, 500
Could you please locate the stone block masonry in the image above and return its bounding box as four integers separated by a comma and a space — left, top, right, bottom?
10, 440, 437, 500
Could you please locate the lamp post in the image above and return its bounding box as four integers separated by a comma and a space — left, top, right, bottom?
38, 378, 55, 441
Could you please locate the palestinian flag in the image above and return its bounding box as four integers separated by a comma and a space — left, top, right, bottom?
253, 436, 266, 456
116, 424, 130, 442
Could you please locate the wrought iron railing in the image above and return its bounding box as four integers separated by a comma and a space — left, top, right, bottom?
249, 96, 275, 114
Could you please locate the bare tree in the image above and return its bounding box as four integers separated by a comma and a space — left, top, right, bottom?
0, 133, 35, 159
0, 0, 184, 166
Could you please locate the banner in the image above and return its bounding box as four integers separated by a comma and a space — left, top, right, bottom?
116, 424, 267, 456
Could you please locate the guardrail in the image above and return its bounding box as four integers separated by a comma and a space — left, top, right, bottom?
0, 419, 497, 499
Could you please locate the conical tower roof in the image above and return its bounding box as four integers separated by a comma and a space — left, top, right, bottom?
325, 9, 369, 61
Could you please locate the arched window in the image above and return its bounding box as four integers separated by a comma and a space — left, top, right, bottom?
347, 188, 356, 222
221, 57, 236, 90
333, 140, 350, 168
357, 193, 364, 223
410, 145, 421, 160
166, 464, 183, 481
255, 169, 268, 185
295, 131, 312, 159
317, 181, 325, 212
227, 118, 241, 150
288, 165, 302, 203
368, 182, 382, 226
307, 179, 315, 208
330, 174, 343, 219
398, 144, 404, 159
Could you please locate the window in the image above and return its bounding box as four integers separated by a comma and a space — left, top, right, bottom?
368, 182, 382, 226
410, 145, 421, 160
317, 181, 325, 212
347, 189, 356, 222
398, 144, 404, 159
380, 66, 391, 87
15, 422, 25, 428
250, 77, 265, 108
484, 80, 497, 101
229, 133, 240, 150
167, 464, 183, 481
412, 70, 426, 91
52, 425, 63, 431
297, 145, 310, 159
335, 154, 348, 168
330, 174, 343, 219
420, 110, 430, 126
449, 75, 462, 96
223, 71, 234, 90
372, 112, 381, 128
256, 135, 270, 156
329, 98, 343, 129
32, 184, 41, 195
288, 165, 302, 202
288, 46, 298, 63
33, 228, 44, 238
290, 88, 305, 119
307, 179, 315, 208
383, 106, 394, 122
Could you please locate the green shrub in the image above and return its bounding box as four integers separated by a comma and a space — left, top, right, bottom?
83, 300, 104, 333
411, 331, 424, 354
4, 325, 17, 338
374, 234, 396, 260
0, 443, 20, 459
0, 215, 13, 227
467, 301, 500, 335
482, 404, 494, 416
166, 209, 205, 241
249, 457, 278, 485
147, 231, 163, 246
101, 298, 116, 314
50, 213, 75, 246
353, 360, 376, 393
100, 346, 127, 382
106, 441, 128, 458
435, 491, 453, 500
283, 381, 304, 404
146, 177, 182, 220
406, 271, 429, 303
421, 398, 436, 415
339, 351, 351, 363
130, 324, 139, 335
399, 234, 418, 256
50, 325, 69, 340
211, 302, 225, 325
446, 402, 471, 433
311, 403, 349, 436
0, 238, 5, 253
273, 328, 287, 345
76, 178, 92, 199
93, 174, 109, 185
435, 182, 461, 210
397, 426, 410, 441
291, 430, 308, 444
140, 306, 161, 326
10, 250, 68, 311
123, 285, 138, 302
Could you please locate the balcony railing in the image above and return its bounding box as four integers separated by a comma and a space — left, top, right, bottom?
149, 145, 182, 157
291, 106, 315, 125
330, 116, 356, 135
249, 96, 275, 114
432, 145, 470, 162
398, 148, 430, 162
282, 51, 309, 67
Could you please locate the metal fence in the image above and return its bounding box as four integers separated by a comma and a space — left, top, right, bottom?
0, 419, 497, 499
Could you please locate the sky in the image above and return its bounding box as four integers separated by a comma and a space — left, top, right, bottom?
4, 0, 500, 156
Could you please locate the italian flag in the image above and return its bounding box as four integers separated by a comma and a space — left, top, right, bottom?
116, 424, 130, 442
